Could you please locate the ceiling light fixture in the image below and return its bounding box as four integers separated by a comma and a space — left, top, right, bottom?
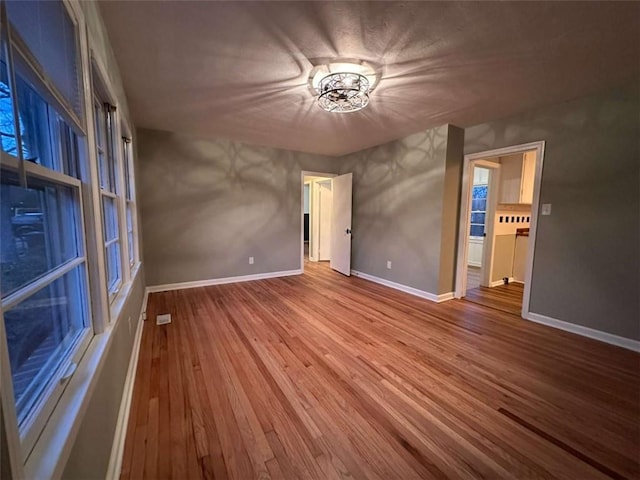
309, 60, 379, 113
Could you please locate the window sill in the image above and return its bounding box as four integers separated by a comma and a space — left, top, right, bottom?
23, 263, 143, 479
109, 262, 142, 324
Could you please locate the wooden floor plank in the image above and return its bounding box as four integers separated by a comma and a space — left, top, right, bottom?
464, 282, 524, 316
120, 261, 640, 479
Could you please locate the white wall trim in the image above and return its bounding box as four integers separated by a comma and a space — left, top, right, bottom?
351, 270, 453, 303
437, 292, 455, 302
489, 277, 515, 287
301, 170, 337, 271
147, 269, 303, 293
105, 294, 146, 479
141, 287, 149, 320
525, 312, 640, 352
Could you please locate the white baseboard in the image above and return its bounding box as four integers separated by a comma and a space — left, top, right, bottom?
105, 295, 147, 479
437, 292, 455, 302
147, 269, 303, 293
490, 277, 515, 287
525, 312, 640, 352
141, 288, 149, 320
350, 270, 453, 303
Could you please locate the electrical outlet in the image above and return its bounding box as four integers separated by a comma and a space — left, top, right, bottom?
249, 256, 254, 265
387, 260, 392, 269
541, 203, 552, 216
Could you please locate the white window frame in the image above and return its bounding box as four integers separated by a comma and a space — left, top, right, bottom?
1, 1, 144, 478
1, 154, 93, 458
469, 180, 488, 239
93, 97, 124, 302
121, 133, 140, 271
0, 1, 95, 455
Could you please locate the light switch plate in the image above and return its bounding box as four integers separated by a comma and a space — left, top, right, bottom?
541, 203, 552, 215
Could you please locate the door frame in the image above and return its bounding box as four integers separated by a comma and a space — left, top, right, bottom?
301, 171, 336, 272
469, 160, 501, 289
316, 179, 333, 261
454, 141, 545, 319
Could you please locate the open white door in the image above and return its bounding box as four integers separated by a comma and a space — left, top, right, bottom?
330, 173, 353, 276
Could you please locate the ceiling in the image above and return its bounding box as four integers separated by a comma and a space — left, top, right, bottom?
99, 1, 639, 157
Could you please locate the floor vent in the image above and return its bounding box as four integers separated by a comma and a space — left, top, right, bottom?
156, 313, 172, 326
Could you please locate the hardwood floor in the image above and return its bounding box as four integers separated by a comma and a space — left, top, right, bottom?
466, 266, 481, 290
464, 282, 524, 316
120, 261, 639, 479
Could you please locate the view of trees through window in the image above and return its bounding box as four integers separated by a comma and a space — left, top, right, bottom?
470, 168, 489, 237
1, 0, 139, 459
1, 35, 90, 430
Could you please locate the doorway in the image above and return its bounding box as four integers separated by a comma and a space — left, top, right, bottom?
455, 142, 545, 319
300, 171, 353, 275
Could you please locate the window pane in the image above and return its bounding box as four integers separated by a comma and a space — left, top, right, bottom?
126, 202, 133, 233
16, 73, 58, 170
128, 231, 134, 265
106, 112, 118, 194
106, 241, 121, 292
0, 62, 29, 158
126, 203, 134, 264
10, 71, 81, 177
470, 212, 486, 224
93, 103, 103, 149
1, 171, 81, 297
4, 264, 89, 425
60, 122, 80, 178
472, 185, 488, 200
7, 0, 83, 116
102, 196, 118, 242
471, 198, 486, 212
123, 140, 132, 200
94, 103, 117, 193
470, 224, 485, 237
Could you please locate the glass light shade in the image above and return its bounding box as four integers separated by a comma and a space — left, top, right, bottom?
317, 72, 370, 113
309, 60, 378, 113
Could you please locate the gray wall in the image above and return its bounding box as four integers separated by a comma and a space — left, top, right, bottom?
439, 126, 464, 294
137, 129, 340, 286
465, 83, 640, 340
62, 275, 145, 479
61, 3, 147, 478
338, 125, 463, 295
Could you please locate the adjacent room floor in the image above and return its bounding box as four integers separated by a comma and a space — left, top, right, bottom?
464, 266, 524, 316
464, 283, 524, 316
120, 261, 640, 479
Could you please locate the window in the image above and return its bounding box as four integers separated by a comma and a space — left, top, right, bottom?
1, 1, 141, 473
122, 137, 138, 269
1, 175, 90, 429
93, 99, 122, 300
0, 16, 92, 453
470, 168, 488, 237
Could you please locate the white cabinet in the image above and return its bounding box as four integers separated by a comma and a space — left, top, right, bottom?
498, 152, 535, 204
467, 237, 484, 267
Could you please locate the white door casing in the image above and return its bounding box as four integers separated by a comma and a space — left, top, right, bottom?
330, 173, 353, 276
454, 141, 545, 321
318, 180, 332, 261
